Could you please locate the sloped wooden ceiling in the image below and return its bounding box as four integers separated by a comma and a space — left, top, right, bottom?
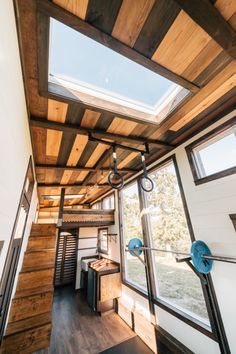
15, 0, 236, 209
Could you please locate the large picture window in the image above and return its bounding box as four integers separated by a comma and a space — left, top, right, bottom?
119, 157, 211, 331
146, 160, 209, 324
121, 182, 147, 292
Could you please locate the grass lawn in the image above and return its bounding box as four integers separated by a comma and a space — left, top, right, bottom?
126, 256, 209, 323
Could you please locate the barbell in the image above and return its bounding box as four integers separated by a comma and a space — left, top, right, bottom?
127, 238, 236, 274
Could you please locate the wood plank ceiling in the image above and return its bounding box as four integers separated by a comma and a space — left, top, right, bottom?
15, 0, 236, 209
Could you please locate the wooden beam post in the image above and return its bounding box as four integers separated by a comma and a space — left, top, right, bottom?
38, 183, 110, 188
57, 187, 65, 227
30, 116, 174, 148
35, 164, 138, 173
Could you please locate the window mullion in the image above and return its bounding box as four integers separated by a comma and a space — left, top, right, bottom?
137, 178, 157, 322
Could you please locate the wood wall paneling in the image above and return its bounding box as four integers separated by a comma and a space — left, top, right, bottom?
152, 10, 212, 75
149, 61, 236, 136
53, 0, 89, 20
67, 134, 89, 166
215, 0, 236, 21
112, 0, 155, 47
170, 62, 236, 131
85, 0, 123, 34
133, 0, 181, 58
47, 99, 68, 122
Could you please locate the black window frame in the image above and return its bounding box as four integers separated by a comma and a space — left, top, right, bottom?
186, 116, 236, 185
118, 155, 218, 341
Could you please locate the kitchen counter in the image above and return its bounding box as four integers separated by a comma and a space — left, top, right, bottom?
87, 258, 121, 314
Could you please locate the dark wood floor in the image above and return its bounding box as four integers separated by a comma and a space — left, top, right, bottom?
34, 285, 153, 354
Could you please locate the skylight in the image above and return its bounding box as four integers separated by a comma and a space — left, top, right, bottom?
49, 18, 189, 122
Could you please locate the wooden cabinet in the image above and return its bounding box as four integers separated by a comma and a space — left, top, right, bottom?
87, 261, 121, 314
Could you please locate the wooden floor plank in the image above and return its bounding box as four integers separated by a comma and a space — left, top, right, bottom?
34, 286, 136, 354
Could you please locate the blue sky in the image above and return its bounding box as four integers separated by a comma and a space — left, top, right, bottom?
198, 133, 236, 176
49, 19, 177, 108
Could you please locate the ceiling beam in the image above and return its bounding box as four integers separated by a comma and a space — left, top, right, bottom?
30, 116, 174, 148
37, 183, 109, 188
35, 164, 138, 173
38, 0, 199, 92
173, 0, 236, 60
80, 148, 113, 189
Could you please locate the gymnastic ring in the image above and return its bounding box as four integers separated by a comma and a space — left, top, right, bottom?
140, 176, 154, 192
108, 171, 124, 190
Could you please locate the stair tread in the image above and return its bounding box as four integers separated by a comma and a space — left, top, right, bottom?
14, 285, 54, 299
29, 234, 56, 238
30, 224, 57, 237
2, 223, 55, 354
1, 323, 52, 354
25, 249, 56, 253
26, 248, 56, 252
21, 263, 55, 273
4, 312, 52, 337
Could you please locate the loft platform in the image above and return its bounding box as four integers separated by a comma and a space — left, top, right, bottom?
61, 209, 115, 228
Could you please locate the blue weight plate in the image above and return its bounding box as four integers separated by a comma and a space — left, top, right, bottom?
191, 240, 213, 274
128, 238, 143, 256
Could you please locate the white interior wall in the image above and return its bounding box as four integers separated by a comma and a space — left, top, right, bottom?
76, 227, 98, 289
0, 0, 38, 327
118, 109, 236, 354
75, 195, 121, 289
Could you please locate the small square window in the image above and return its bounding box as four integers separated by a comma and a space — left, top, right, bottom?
186, 117, 236, 184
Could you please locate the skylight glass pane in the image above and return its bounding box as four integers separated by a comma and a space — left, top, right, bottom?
49, 18, 189, 116
194, 129, 236, 178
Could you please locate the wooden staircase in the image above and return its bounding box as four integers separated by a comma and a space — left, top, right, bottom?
0, 224, 57, 354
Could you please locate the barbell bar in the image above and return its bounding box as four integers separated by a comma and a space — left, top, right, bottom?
126, 238, 236, 274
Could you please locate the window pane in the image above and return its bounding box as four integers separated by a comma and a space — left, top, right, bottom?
99, 229, 108, 253
102, 194, 115, 209
194, 131, 236, 177
122, 182, 147, 291
49, 19, 189, 122
147, 161, 210, 324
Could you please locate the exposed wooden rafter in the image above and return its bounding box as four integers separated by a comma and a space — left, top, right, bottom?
173, 0, 236, 60
37, 0, 200, 92
30, 116, 173, 148
37, 183, 109, 188
36, 164, 138, 173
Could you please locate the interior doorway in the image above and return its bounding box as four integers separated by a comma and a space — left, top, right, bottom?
54, 229, 78, 287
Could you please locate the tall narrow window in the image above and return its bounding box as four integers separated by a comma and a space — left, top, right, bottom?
121, 182, 147, 292
146, 160, 210, 325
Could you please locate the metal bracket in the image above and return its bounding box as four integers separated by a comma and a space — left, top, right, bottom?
89, 133, 150, 154
176, 257, 207, 284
